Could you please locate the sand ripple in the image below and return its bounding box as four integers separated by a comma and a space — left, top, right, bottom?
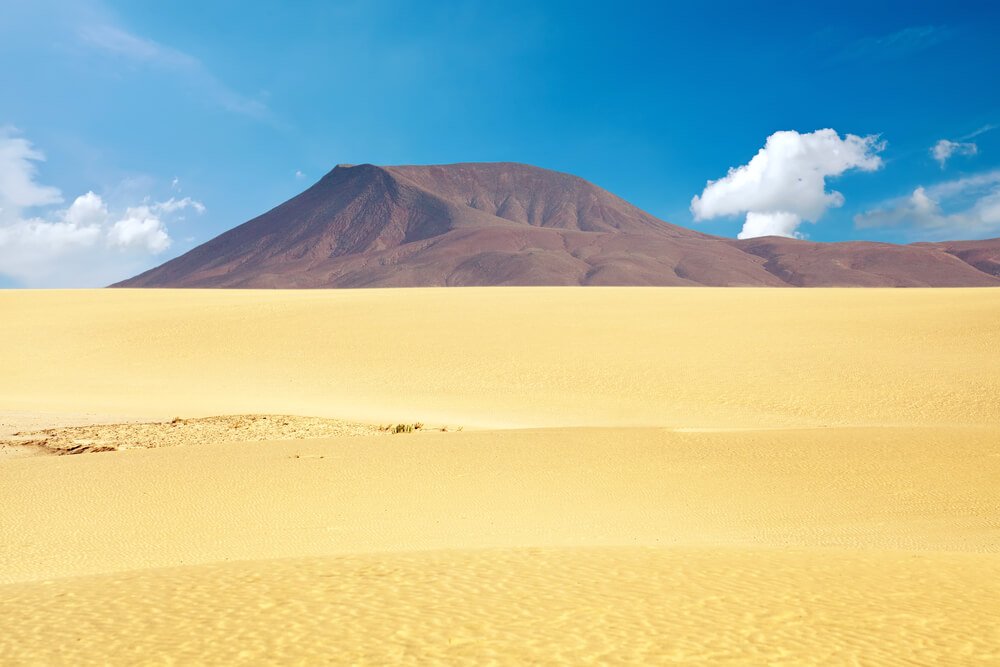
2, 547, 998, 665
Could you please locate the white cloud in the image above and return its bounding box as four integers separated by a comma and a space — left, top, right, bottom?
108, 205, 172, 253
0, 216, 102, 258
932, 139, 978, 168
0, 131, 204, 287
0, 128, 62, 218
854, 169, 1000, 239
963, 124, 998, 140
295, 170, 306, 180
64, 190, 109, 227
691, 129, 885, 239
737, 212, 803, 240
152, 197, 206, 215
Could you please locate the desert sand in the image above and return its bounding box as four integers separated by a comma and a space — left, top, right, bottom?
1, 287, 998, 664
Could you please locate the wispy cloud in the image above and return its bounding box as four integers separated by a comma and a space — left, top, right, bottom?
837, 25, 954, 62
930, 124, 996, 168
0, 126, 63, 213
79, 23, 271, 122
855, 170, 1000, 240
962, 124, 999, 141
931, 139, 978, 168
79, 24, 197, 67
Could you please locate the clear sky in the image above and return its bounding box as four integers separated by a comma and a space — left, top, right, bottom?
2, 0, 999, 286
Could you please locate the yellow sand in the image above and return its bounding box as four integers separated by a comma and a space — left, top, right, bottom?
2, 288, 998, 429
1, 288, 999, 664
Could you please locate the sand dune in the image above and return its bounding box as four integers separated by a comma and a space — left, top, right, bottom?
1, 288, 998, 664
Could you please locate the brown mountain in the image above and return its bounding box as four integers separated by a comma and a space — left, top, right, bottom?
115, 162, 1000, 288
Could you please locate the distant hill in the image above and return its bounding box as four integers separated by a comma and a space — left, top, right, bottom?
115, 162, 1000, 288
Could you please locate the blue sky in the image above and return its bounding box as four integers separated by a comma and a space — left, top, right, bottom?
1, 0, 999, 286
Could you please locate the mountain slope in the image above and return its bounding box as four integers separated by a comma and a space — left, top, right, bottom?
115, 162, 1000, 288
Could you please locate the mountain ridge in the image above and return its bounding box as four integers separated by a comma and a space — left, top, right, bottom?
115, 162, 1000, 288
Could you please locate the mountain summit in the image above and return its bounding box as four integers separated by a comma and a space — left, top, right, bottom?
116, 162, 1000, 288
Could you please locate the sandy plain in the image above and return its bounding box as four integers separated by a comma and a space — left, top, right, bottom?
1, 287, 998, 665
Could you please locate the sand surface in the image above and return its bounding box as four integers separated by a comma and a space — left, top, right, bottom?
4, 547, 997, 665
1, 288, 998, 664
2, 288, 998, 428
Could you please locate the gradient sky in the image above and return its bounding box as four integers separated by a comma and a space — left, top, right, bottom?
2, 0, 999, 286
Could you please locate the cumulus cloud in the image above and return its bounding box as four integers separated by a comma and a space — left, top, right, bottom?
932, 139, 978, 168
738, 212, 803, 240
691, 129, 885, 239
854, 169, 1000, 239
107, 205, 172, 253
64, 190, 108, 227
0, 130, 204, 287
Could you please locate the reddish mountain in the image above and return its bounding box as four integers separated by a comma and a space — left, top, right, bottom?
115, 162, 1000, 288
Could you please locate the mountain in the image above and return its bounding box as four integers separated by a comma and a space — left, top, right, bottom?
115, 162, 1000, 288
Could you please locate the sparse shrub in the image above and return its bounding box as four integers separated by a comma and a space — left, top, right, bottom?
379, 422, 433, 434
